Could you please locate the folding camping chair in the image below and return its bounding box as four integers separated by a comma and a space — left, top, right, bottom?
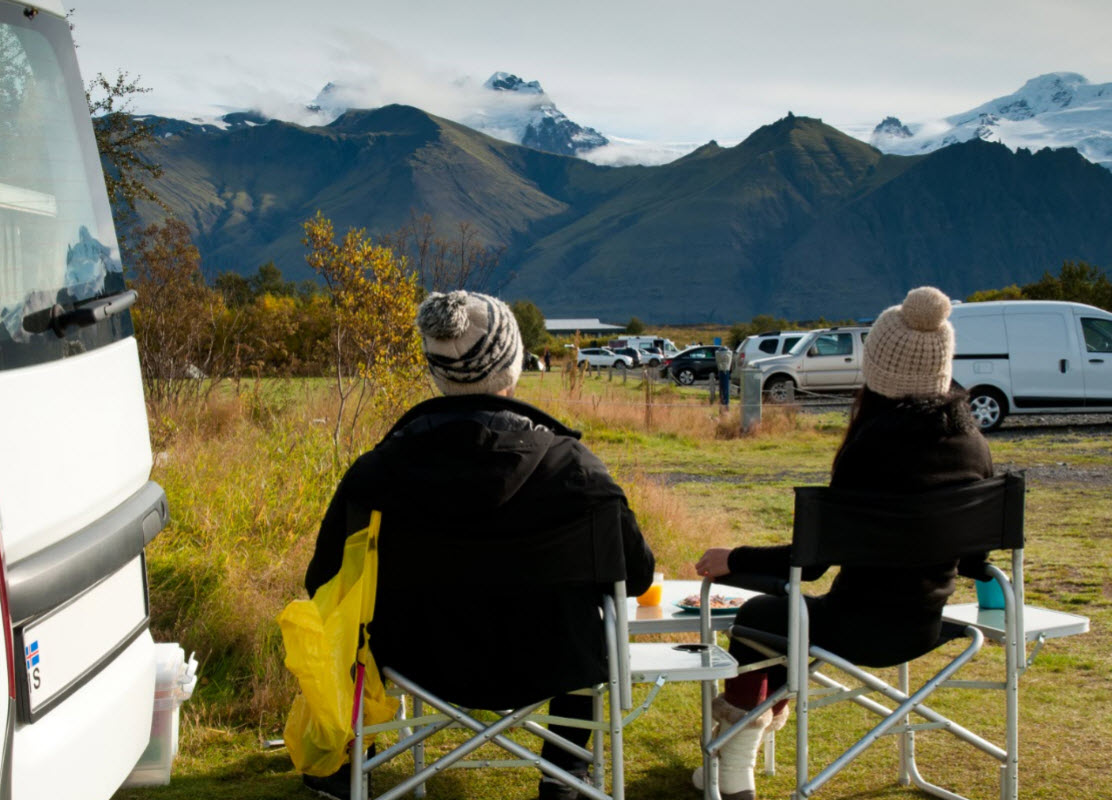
347, 504, 737, 800
704, 471, 1057, 800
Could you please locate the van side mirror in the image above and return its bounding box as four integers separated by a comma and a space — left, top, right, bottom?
807, 346, 818, 357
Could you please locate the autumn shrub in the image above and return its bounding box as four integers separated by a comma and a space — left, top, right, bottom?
303, 213, 426, 453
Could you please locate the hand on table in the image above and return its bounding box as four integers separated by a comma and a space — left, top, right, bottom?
695, 547, 731, 579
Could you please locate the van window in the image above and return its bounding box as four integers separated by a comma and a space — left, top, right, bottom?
954, 312, 1007, 354
1081, 317, 1112, 353
0, 8, 130, 372
758, 339, 778, 354
782, 336, 801, 352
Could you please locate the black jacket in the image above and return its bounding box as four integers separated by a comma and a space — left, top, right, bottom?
305, 394, 655, 709
727, 394, 993, 664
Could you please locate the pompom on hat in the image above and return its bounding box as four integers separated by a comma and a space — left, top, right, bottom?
862, 286, 955, 399
416, 290, 523, 396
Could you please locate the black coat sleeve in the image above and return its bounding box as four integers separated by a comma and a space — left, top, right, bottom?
304, 454, 375, 597
727, 544, 828, 582
619, 501, 655, 597
571, 441, 655, 595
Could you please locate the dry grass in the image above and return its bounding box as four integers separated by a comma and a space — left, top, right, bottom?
124, 375, 1112, 800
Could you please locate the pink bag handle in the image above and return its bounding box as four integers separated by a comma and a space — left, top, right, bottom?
351, 663, 366, 730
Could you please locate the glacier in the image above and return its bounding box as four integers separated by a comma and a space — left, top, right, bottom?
871, 72, 1112, 170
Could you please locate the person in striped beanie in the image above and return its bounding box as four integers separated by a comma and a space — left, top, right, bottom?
303, 290, 654, 800
417, 290, 523, 396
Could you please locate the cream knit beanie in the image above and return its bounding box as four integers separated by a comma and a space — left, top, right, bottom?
862, 286, 954, 399
416, 290, 523, 396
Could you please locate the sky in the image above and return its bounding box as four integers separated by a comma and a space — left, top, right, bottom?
68, 0, 1112, 156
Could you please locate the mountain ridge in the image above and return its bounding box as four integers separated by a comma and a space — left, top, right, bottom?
136, 106, 1112, 322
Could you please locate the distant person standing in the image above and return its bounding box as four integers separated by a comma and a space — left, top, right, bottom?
543, 345, 552, 373
715, 347, 733, 407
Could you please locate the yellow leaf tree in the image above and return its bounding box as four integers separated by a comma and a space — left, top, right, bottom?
303, 213, 425, 451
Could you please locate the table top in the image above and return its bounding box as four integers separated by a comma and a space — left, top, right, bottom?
627, 582, 1091, 646
626, 579, 758, 636
942, 602, 1090, 643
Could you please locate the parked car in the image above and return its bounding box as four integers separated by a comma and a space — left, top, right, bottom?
665, 345, 730, 385
523, 352, 545, 371
577, 347, 634, 369
736, 330, 808, 369
749, 326, 871, 401
637, 346, 666, 368
950, 300, 1112, 431
610, 347, 644, 367
608, 336, 680, 364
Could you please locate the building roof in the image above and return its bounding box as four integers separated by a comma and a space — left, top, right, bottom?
545, 318, 624, 333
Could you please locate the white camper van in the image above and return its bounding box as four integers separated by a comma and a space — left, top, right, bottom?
950, 300, 1112, 431
0, 1, 168, 797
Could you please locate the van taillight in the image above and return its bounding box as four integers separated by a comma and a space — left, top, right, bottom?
0, 548, 14, 699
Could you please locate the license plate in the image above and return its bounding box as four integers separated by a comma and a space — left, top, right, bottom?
17, 556, 149, 721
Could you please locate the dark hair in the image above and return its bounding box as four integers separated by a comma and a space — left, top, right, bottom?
832, 385, 974, 475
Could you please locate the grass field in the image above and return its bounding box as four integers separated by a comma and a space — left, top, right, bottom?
117, 370, 1111, 799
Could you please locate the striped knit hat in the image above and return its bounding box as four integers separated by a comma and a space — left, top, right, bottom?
416, 291, 523, 396
862, 286, 954, 399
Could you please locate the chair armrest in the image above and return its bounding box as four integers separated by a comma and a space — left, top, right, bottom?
730, 624, 789, 653
716, 572, 789, 596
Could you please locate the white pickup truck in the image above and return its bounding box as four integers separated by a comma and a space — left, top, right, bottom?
748, 326, 871, 402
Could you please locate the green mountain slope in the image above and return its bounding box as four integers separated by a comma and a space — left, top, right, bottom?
145, 105, 629, 281
138, 108, 1112, 322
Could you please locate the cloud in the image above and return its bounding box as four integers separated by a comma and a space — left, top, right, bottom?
581, 137, 709, 167
286, 34, 547, 136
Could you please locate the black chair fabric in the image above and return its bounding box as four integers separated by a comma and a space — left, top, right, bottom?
790, 473, 1025, 570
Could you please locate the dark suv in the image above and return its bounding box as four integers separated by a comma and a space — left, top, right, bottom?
610, 347, 644, 367
665, 345, 729, 385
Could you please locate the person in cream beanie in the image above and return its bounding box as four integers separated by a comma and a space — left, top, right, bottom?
862, 286, 955, 399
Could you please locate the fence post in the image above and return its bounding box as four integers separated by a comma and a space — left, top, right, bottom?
741, 367, 762, 433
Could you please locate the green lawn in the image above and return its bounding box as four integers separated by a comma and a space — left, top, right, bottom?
118, 377, 1111, 798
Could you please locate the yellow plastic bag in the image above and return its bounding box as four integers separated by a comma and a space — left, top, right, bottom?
278, 511, 399, 776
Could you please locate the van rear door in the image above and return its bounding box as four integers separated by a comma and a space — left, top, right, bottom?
1004, 309, 1085, 407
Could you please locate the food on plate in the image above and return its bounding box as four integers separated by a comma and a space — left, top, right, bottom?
680, 594, 744, 609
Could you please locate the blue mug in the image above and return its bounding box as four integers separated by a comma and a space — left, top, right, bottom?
975, 578, 1006, 610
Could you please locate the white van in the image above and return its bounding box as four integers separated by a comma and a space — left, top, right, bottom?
950, 300, 1112, 431
0, 2, 167, 797
608, 335, 680, 365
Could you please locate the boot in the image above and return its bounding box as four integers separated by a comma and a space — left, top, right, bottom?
768, 700, 791, 733
537, 766, 589, 799
691, 696, 774, 800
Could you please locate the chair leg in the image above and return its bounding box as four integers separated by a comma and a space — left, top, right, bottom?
610, 680, 624, 800
351, 683, 367, 800
413, 696, 426, 799
898, 662, 913, 786
593, 688, 606, 790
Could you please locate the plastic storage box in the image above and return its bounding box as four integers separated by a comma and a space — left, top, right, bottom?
122, 643, 199, 787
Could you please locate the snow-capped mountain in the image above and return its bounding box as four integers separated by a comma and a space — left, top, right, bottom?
307, 71, 607, 157
477, 71, 608, 156
871, 73, 1112, 170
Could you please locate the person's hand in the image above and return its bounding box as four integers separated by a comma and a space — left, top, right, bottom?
695, 548, 732, 579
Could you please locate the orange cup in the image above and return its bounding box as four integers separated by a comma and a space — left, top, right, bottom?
636, 572, 665, 607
